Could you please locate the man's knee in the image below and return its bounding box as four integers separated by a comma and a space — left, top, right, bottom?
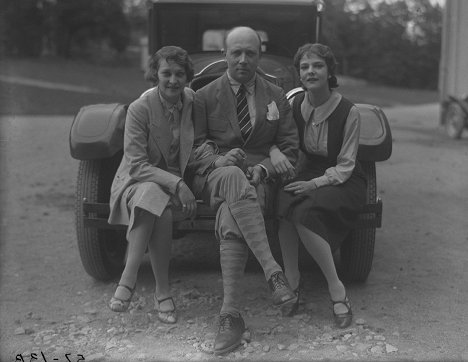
220, 166, 248, 183
216, 166, 256, 201
215, 202, 243, 241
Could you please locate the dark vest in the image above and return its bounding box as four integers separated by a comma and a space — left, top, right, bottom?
292, 93, 364, 178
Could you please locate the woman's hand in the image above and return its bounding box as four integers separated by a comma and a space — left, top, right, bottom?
176, 181, 197, 218
283, 180, 317, 195
269, 145, 295, 180
245, 165, 264, 187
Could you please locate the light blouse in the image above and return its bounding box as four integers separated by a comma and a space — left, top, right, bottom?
159, 91, 183, 177
292, 90, 361, 186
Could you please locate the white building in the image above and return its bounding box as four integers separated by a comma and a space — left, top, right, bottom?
438, 0, 468, 123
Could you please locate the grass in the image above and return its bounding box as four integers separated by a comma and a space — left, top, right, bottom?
0, 57, 149, 115
0, 57, 438, 115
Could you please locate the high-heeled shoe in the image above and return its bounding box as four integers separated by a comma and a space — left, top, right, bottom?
331, 296, 353, 328
154, 295, 177, 324
281, 277, 303, 317
109, 284, 135, 312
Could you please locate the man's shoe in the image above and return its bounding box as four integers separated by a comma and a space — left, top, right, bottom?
268, 271, 297, 306
281, 276, 303, 317
214, 312, 245, 355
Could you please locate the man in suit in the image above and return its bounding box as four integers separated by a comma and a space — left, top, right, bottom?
188, 27, 299, 355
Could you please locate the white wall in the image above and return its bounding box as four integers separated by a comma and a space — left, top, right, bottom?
439, 0, 468, 118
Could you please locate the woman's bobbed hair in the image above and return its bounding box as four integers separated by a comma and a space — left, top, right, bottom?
293, 43, 339, 89
144, 46, 194, 85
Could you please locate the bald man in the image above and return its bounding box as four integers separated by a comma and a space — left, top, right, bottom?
187, 27, 299, 355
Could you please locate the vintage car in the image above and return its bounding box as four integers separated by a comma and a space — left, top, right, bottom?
69, 0, 392, 283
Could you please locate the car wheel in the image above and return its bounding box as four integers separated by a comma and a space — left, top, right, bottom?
445, 102, 465, 139
340, 162, 377, 283
75, 155, 126, 281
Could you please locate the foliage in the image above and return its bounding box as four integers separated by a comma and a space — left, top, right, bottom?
0, 0, 45, 57
53, 0, 130, 58
0, 0, 442, 89
323, 0, 442, 89
1, 0, 130, 59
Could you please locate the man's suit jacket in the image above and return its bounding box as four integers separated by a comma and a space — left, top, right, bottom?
108, 86, 194, 225
188, 73, 299, 195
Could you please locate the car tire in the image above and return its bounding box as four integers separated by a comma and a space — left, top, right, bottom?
339, 161, 377, 283
75, 155, 126, 281
445, 102, 465, 139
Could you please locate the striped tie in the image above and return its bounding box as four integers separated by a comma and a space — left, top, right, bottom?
236, 85, 252, 140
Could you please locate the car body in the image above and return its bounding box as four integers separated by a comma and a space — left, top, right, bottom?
69, 0, 392, 283
147, 0, 320, 92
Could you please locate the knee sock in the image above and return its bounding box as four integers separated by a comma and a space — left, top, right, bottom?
229, 199, 281, 281
220, 239, 249, 315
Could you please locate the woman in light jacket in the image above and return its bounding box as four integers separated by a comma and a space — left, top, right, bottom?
108, 46, 197, 324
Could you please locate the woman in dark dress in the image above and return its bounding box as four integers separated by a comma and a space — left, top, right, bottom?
269, 43, 367, 328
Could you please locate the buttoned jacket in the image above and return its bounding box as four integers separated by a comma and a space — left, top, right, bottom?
188, 73, 298, 194
108, 86, 194, 225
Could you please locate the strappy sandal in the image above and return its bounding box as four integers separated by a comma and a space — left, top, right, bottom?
281, 276, 303, 317
109, 284, 135, 312
154, 295, 177, 324
331, 296, 353, 328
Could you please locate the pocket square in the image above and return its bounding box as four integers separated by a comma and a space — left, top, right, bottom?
266, 101, 280, 121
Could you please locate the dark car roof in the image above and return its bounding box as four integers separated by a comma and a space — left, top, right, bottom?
149, 0, 316, 4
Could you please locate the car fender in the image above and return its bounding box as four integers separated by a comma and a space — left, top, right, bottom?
356, 103, 392, 162
69, 103, 127, 160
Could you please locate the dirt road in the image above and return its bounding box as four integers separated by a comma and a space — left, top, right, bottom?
1, 104, 467, 361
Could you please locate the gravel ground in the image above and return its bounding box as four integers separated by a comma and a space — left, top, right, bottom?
1, 103, 468, 361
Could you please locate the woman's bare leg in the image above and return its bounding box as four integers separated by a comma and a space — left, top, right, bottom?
278, 219, 301, 290
294, 223, 348, 314
114, 209, 155, 301
147, 207, 173, 312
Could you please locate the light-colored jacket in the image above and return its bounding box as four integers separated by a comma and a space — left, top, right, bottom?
108, 86, 194, 225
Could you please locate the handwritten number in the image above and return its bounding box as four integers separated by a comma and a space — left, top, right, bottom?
15, 352, 85, 362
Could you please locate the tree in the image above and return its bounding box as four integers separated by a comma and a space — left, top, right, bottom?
53, 0, 129, 58
322, 0, 442, 89
1, 0, 45, 57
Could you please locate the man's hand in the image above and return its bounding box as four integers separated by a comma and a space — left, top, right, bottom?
283, 180, 317, 195
269, 146, 295, 180
214, 148, 246, 169
176, 181, 197, 218
245, 165, 265, 187
194, 142, 216, 160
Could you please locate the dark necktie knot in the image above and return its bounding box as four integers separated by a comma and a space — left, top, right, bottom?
236, 84, 246, 97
